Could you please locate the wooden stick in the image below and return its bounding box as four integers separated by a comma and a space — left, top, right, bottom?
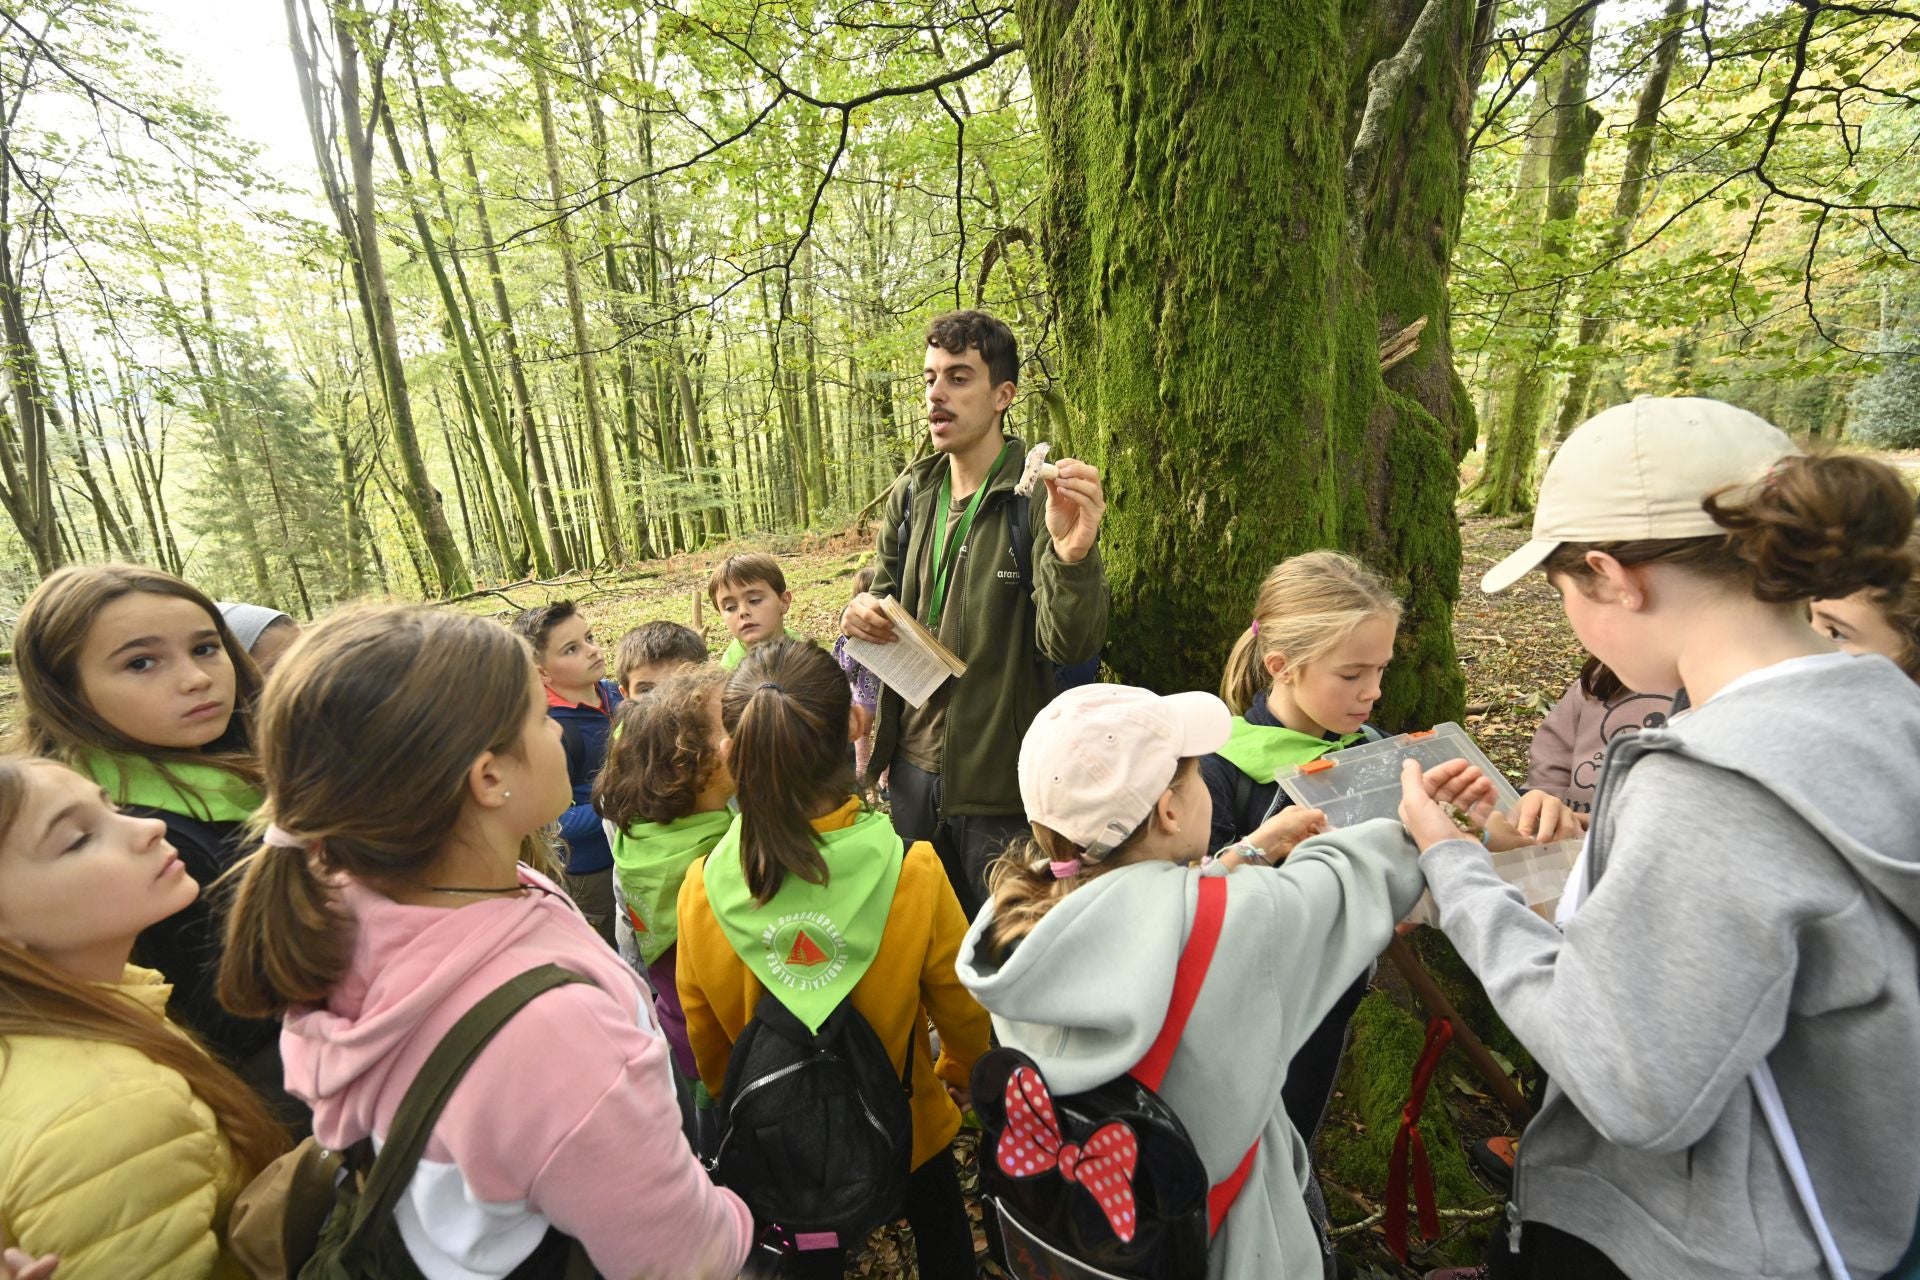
1385, 935, 1533, 1124
692, 586, 704, 631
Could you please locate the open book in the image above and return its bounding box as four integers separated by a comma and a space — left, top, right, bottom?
842, 596, 968, 709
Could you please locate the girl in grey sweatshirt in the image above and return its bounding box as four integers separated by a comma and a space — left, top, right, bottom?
1410, 398, 1920, 1280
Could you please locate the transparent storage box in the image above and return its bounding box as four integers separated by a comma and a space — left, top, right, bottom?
1275, 721, 1522, 828
1488, 837, 1582, 920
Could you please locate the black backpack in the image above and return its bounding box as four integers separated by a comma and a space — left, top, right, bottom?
710, 990, 914, 1252
971, 875, 1257, 1280
893, 475, 1102, 692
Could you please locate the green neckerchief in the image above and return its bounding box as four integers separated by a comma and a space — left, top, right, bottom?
1213, 717, 1364, 783
82, 751, 261, 824
720, 626, 806, 670
612, 809, 734, 965
702, 800, 904, 1033
925, 439, 1017, 633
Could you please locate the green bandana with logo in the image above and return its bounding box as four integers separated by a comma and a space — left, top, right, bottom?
82, 751, 262, 824
720, 626, 807, 670
1213, 717, 1364, 783
612, 809, 734, 965
702, 802, 903, 1033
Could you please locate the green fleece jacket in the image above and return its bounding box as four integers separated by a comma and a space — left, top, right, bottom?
867, 437, 1108, 816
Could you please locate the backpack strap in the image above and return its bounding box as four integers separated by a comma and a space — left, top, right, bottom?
1006, 486, 1036, 598
1128, 876, 1260, 1237
337, 965, 589, 1256
1131, 875, 1227, 1092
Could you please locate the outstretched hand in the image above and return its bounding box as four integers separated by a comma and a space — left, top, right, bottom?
1246, 806, 1328, 860
1043, 458, 1106, 565
1397, 758, 1499, 854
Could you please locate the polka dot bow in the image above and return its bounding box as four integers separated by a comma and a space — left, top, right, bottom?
997, 1064, 1141, 1242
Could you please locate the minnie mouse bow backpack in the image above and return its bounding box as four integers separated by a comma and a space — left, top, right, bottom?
971, 876, 1259, 1280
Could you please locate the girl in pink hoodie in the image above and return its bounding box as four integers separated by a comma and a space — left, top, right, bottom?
217, 604, 753, 1279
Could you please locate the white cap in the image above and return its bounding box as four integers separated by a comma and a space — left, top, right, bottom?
1482, 397, 1797, 595
1019, 684, 1232, 858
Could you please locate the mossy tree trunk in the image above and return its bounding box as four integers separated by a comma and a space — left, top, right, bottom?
1023, 0, 1479, 726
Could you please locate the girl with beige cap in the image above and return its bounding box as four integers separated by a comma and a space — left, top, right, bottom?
1403, 398, 1920, 1280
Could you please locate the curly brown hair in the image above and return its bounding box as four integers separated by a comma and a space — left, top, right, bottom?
595, 667, 731, 833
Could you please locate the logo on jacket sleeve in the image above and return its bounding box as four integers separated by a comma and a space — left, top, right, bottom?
762, 912, 849, 990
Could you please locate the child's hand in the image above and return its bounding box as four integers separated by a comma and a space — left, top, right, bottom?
1397, 758, 1498, 854
1247, 806, 1328, 860
1492, 790, 1584, 849
1043, 459, 1107, 565
842, 592, 897, 644
1, 1248, 59, 1280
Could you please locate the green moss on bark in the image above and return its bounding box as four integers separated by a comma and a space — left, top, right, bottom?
1021, 0, 1477, 730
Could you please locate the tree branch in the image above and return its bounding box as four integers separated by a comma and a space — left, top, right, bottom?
1346, 0, 1453, 241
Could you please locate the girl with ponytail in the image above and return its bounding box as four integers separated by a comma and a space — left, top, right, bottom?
674, 639, 990, 1279
1405, 398, 1920, 1279
956, 683, 1427, 1277
0, 755, 286, 1276
216, 605, 751, 1279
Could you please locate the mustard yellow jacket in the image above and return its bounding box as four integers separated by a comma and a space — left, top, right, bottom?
0, 966, 244, 1279
677, 806, 991, 1170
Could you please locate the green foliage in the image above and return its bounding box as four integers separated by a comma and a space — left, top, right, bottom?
1849, 333, 1920, 448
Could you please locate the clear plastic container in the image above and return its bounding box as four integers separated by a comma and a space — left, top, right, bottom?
1489, 837, 1581, 920
1276, 721, 1522, 829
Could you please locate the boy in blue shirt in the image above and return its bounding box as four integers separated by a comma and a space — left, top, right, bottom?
512, 600, 622, 945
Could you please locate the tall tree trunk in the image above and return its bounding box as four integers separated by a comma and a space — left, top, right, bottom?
1550, 0, 1686, 445
319, 3, 469, 594
0, 211, 66, 573
1024, 0, 1476, 724
526, 11, 626, 566
331, 396, 369, 595
1473, 2, 1600, 516
379, 84, 550, 578
49, 329, 134, 559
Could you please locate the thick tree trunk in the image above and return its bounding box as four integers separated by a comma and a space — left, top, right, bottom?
1024, 0, 1473, 725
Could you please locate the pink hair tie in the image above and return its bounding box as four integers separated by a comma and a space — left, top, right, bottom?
262, 824, 309, 850
1250, 619, 1260, 636
1048, 858, 1083, 880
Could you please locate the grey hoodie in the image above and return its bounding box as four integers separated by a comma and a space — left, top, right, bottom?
956, 819, 1425, 1279
1423, 652, 1920, 1280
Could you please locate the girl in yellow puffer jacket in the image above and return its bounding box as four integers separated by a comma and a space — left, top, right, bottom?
0, 756, 286, 1278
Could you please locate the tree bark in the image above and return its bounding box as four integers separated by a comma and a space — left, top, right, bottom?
1024, 0, 1475, 724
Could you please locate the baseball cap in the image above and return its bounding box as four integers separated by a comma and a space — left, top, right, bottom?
1019, 684, 1232, 858
1481, 397, 1797, 595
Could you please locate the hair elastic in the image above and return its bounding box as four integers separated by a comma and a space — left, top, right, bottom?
757, 681, 784, 693
262, 824, 308, 850
1048, 858, 1083, 880
1250, 619, 1260, 635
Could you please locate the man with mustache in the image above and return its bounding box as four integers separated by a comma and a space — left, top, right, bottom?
842, 311, 1109, 916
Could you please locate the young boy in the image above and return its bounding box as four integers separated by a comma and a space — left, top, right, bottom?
511, 600, 622, 946
709, 553, 803, 669
615, 620, 709, 696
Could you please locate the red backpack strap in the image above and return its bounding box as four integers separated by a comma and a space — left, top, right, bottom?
1131, 874, 1227, 1092
1128, 876, 1262, 1237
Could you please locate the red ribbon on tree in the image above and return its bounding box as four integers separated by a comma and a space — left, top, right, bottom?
1384, 1015, 1456, 1264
